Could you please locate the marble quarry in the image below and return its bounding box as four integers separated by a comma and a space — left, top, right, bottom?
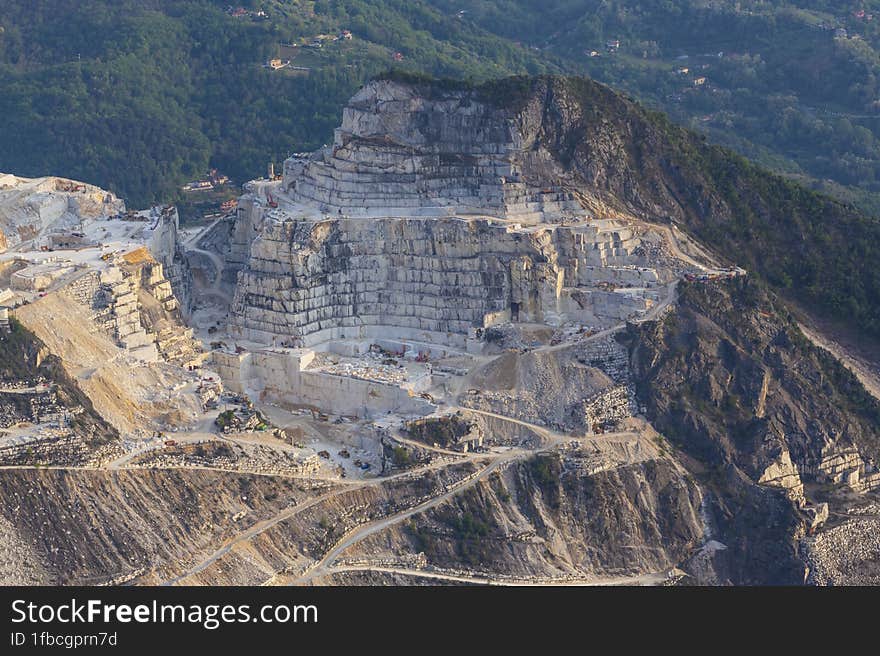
230, 214, 667, 349
281, 80, 584, 220
201, 79, 703, 420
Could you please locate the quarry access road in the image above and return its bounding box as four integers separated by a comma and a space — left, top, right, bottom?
798, 323, 880, 403
458, 407, 641, 451
163, 487, 351, 586
285, 423, 645, 587
546, 278, 677, 352
104, 429, 309, 470
187, 247, 224, 284
285, 453, 519, 585
105, 431, 226, 470
0, 384, 53, 394
144, 353, 647, 586
322, 565, 669, 586
391, 432, 470, 457
661, 222, 727, 271
0, 462, 342, 480
449, 274, 680, 407
182, 215, 226, 249
160, 450, 492, 585
456, 406, 564, 446
499, 277, 678, 362
282, 409, 656, 586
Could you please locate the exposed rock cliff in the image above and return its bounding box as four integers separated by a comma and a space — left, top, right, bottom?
283, 78, 582, 221
350, 445, 704, 580
289, 74, 880, 346
622, 278, 880, 583
231, 216, 663, 347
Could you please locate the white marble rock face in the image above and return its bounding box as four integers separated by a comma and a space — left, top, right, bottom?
231, 80, 666, 348
282, 80, 583, 221
229, 215, 656, 347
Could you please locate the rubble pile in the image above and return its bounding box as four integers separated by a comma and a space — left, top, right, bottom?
317, 358, 408, 385
131, 440, 321, 477
0, 428, 93, 466
582, 385, 636, 431
575, 335, 632, 384
0, 387, 61, 428
215, 408, 270, 433
804, 515, 880, 585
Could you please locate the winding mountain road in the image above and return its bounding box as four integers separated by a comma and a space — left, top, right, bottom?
323, 565, 669, 586
163, 487, 352, 586
286, 453, 517, 585
798, 323, 880, 403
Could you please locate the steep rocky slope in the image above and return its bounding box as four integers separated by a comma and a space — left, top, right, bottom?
462, 343, 623, 432
372, 73, 880, 347
621, 278, 880, 584
0, 318, 117, 463
0, 468, 328, 585
347, 443, 704, 580
14, 294, 202, 436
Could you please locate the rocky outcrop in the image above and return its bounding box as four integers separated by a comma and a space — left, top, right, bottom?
283, 79, 582, 222
60, 248, 201, 366
0, 173, 124, 249
145, 205, 194, 317
230, 215, 662, 347
622, 278, 880, 583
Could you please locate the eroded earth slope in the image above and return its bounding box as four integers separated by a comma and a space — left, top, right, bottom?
1, 76, 878, 585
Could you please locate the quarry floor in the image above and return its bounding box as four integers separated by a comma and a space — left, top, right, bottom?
0, 208, 722, 586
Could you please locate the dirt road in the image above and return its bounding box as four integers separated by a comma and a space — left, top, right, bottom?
799, 323, 880, 403
286, 453, 516, 585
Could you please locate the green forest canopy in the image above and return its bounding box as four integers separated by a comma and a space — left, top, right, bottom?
7, 1, 880, 213
0, 0, 560, 207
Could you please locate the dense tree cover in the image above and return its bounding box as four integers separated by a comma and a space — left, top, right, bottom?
7, 1, 880, 214
0, 0, 560, 207
427, 0, 880, 214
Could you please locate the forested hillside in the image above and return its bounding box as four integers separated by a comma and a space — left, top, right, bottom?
428, 0, 880, 213
4, 1, 880, 215
0, 0, 561, 207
